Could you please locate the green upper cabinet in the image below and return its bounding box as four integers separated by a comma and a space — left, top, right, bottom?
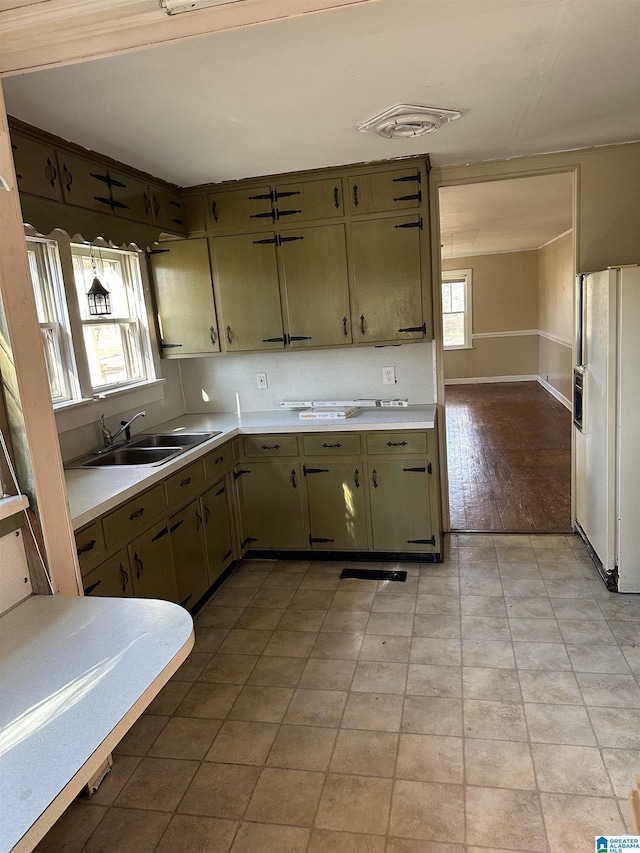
304, 461, 368, 550
211, 232, 286, 351
207, 185, 274, 232
58, 152, 119, 215
11, 132, 63, 202
351, 214, 425, 343
150, 186, 185, 233
368, 460, 435, 553
150, 238, 220, 356
236, 462, 306, 550
110, 169, 154, 224
348, 166, 423, 215
273, 178, 343, 223
279, 223, 352, 347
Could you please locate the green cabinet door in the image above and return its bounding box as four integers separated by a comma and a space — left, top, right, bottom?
348, 166, 423, 215
305, 462, 367, 550
236, 462, 306, 549
207, 185, 274, 231
368, 461, 434, 552
150, 238, 220, 355
110, 169, 154, 224
58, 152, 116, 214
201, 479, 233, 585
150, 186, 185, 232
211, 232, 285, 351
279, 223, 352, 347
128, 520, 178, 602
274, 177, 343, 222
11, 132, 63, 201
169, 499, 209, 610
351, 215, 424, 343
83, 550, 132, 598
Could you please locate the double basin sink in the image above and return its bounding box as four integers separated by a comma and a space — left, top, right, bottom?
83, 432, 221, 467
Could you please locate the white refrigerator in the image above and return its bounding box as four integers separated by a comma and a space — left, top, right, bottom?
573, 265, 640, 593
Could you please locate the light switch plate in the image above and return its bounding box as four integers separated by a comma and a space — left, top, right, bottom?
256, 372, 268, 389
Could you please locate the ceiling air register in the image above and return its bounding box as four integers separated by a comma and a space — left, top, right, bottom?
358, 104, 461, 138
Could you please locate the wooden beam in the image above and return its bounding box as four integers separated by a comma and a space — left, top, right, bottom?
0, 0, 379, 76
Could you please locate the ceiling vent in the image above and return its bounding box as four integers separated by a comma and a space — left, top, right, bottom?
358, 104, 462, 139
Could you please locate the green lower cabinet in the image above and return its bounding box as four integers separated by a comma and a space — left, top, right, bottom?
202, 479, 234, 585
83, 550, 132, 598
169, 499, 209, 609
368, 460, 434, 553
304, 462, 368, 550
128, 520, 178, 602
236, 462, 306, 549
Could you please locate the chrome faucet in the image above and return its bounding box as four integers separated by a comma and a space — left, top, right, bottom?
100, 411, 146, 449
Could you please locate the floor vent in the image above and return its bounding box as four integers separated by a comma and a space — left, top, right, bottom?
340, 568, 407, 582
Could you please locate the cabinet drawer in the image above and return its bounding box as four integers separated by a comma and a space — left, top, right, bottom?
242, 435, 299, 457
75, 521, 105, 572
302, 433, 361, 455
366, 432, 427, 455
102, 484, 165, 548
204, 442, 235, 479
165, 459, 205, 505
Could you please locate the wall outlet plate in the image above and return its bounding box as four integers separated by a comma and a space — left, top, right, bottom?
383, 366, 396, 385
256, 372, 268, 389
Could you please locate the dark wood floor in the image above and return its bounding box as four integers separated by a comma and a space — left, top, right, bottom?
445, 382, 572, 532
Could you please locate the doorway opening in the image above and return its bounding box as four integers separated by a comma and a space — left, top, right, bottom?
438, 173, 574, 533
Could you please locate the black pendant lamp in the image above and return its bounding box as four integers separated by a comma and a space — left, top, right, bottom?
87, 245, 111, 316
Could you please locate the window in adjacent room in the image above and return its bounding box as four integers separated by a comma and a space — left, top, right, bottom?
26, 237, 78, 403
71, 245, 152, 392
442, 268, 473, 349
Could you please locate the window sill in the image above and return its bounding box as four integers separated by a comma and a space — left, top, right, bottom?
443, 344, 474, 351
54, 379, 166, 434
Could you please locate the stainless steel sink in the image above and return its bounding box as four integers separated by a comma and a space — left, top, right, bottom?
81, 432, 221, 467
129, 432, 220, 449
83, 447, 181, 467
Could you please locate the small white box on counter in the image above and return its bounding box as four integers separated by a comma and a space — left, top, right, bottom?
280, 401, 314, 409
299, 407, 360, 420
281, 399, 408, 409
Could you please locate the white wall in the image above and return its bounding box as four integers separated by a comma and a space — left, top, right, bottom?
180, 343, 435, 413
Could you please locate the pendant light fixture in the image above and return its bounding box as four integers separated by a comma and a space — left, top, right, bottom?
87, 245, 111, 316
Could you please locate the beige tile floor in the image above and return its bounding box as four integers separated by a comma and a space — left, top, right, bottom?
35, 534, 640, 853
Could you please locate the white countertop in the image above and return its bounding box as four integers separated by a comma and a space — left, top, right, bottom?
65, 406, 436, 529
0, 594, 194, 853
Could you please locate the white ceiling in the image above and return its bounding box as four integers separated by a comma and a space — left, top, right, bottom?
439, 173, 574, 259
2, 0, 639, 188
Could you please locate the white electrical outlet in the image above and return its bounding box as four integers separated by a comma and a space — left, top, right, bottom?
383, 366, 396, 385
256, 372, 268, 389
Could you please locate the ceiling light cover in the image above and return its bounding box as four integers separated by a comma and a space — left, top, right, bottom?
159, 0, 244, 14
358, 104, 462, 139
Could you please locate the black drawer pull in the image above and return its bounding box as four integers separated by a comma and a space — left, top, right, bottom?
180, 476, 192, 487
261, 444, 280, 450
129, 507, 145, 520
215, 455, 224, 464
322, 442, 342, 448
77, 538, 96, 555
387, 441, 407, 447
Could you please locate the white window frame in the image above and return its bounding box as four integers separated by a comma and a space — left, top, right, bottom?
442, 268, 473, 350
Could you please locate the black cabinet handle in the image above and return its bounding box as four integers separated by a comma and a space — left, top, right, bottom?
215, 486, 226, 496
360, 314, 366, 336
180, 476, 192, 487
354, 468, 360, 489
120, 564, 129, 592
226, 325, 232, 345
387, 441, 407, 447
291, 469, 298, 489
45, 157, 57, 189
144, 192, 151, 215
261, 444, 280, 450
134, 552, 143, 579
214, 455, 224, 464
153, 196, 160, 216
343, 316, 348, 337
322, 442, 342, 449
211, 200, 218, 222
372, 469, 378, 489
62, 163, 73, 192
77, 538, 96, 555
353, 184, 359, 207
151, 526, 169, 542
84, 580, 102, 595
210, 326, 217, 346
334, 186, 340, 209
170, 520, 184, 533
129, 507, 145, 520
204, 504, 211, 523
195, 510, 203, 532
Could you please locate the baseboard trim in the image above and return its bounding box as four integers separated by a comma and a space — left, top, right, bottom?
444, 375, 538, 385
245, 549, 442, 564
537, 375, 571, 410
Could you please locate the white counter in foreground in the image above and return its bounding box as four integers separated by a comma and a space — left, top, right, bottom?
0, 595, 194, 853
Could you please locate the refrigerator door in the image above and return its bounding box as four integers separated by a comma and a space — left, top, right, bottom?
574, 269, 617, 572
616, 266, 640, 592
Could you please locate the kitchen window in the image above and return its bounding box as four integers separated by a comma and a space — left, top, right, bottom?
25, 235, 157, 408
442, 268, 473, 349
26, 238, 78, 403
71, 245, 150, 392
